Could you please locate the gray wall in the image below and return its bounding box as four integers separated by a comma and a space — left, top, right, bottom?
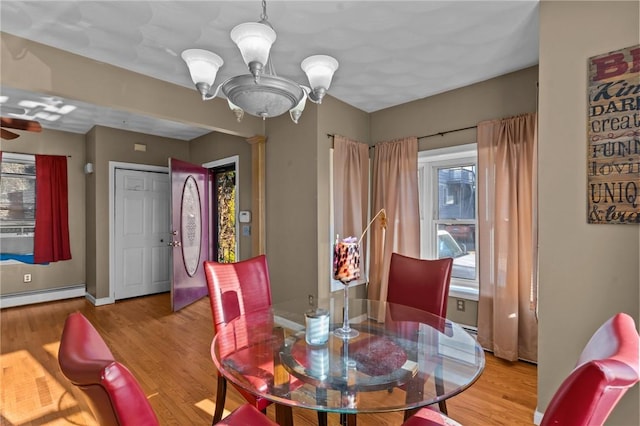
262, 95, 369, 304
371, 66, 538, 148
264, 105, 321, 303
0, 129, 86, 294
538, 1, 639, 424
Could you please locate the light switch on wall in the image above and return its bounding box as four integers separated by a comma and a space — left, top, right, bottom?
242, 225, 251, 236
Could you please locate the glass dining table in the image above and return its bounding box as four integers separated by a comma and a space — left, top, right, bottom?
211, 297, 485, 426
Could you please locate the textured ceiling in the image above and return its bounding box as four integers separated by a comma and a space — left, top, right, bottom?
0, 1, 539, 140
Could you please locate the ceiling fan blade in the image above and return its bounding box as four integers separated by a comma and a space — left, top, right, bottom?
1, 117, 42, 132
0, 105, 27, 115
1, 128, 20, 140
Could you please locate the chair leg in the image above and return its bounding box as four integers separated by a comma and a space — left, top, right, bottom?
340, 413, 357, 426
315, 387, 328, 426
435, 373, 448, 415
275, 404, 293, 426
212, 375, 227, 424
403, 408, 419, 421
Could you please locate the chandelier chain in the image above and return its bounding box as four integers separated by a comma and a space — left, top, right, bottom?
261, 0, 268, 22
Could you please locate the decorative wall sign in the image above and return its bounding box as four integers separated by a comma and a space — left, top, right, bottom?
587, 44, 640, 224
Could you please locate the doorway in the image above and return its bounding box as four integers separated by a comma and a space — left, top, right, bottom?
210, 164, 236, 262
111, 164, 170, 301
109, 157, 239, 305
204, 156, 239, 264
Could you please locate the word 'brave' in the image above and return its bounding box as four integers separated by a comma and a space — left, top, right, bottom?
591, 48, 640, 81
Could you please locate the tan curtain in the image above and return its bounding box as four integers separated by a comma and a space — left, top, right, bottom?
477, 113, 538, 362
333, 135, 369, 255
368, 137, 420, 303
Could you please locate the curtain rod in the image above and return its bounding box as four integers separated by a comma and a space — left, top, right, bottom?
327, 125, 477, 143
418, 125, 477, 139
1, 151, 71, 158
326, 134, 374, 150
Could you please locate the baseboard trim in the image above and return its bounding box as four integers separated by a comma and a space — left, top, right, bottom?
533, 408, 544, 425
0, 285, 86, 309
85, 293, 114, 306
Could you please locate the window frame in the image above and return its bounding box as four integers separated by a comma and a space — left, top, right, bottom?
0, 153, 36, 257
418, 143, 479, 301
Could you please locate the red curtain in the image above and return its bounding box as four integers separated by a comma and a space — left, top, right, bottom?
34, 155, 71, 263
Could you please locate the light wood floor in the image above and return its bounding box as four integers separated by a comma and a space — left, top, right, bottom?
1, 293, 537, 426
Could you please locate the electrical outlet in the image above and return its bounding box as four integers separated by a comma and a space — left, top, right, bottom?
308, 295, 314, 306
23, 274, 32, 283
456, 299, 465, 311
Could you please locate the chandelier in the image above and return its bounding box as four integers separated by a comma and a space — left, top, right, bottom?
181, 0, 339, 124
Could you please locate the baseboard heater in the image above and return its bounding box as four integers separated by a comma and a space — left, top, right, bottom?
461, 325, 478, 336
0, 284, 86, 309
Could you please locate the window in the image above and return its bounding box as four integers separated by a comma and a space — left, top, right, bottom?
0, 153, 36, 258
419, 144, 478, 300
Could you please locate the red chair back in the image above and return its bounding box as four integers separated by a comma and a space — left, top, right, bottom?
541, 313, 640, 426
203, 255, 272, 332
387, 253, 453, 318
203, 255, 276, 420
58, 312, 159, 426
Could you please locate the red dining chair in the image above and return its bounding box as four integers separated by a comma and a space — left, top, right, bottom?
401, 408, 462, 426
204, 255, 327, 426
58, 312, 278, 426
387, 253, 454, 418
402, 312, 640, 426
540, 312, 640, 426
387, 253, 453, 320
58, 312, 159, 426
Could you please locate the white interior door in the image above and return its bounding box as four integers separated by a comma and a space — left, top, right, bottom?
114, 168, 171, 300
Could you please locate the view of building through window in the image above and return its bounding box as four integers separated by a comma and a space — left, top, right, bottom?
436, 165, 477, 281
419, 145, 478, 295
0, 154, 36, 256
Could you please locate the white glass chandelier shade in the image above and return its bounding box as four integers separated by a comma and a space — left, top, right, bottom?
301, 55, 339, 102
227, 99, 245, 122
230, 22, 276, 74
289, 89, 308, 124
181, 49, 224, 88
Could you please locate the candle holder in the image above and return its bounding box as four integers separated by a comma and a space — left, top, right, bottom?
333, 240, 360, 340
332, 209, 386, 340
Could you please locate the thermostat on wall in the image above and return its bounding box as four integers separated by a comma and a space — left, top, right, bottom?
239, 211, 251, 223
